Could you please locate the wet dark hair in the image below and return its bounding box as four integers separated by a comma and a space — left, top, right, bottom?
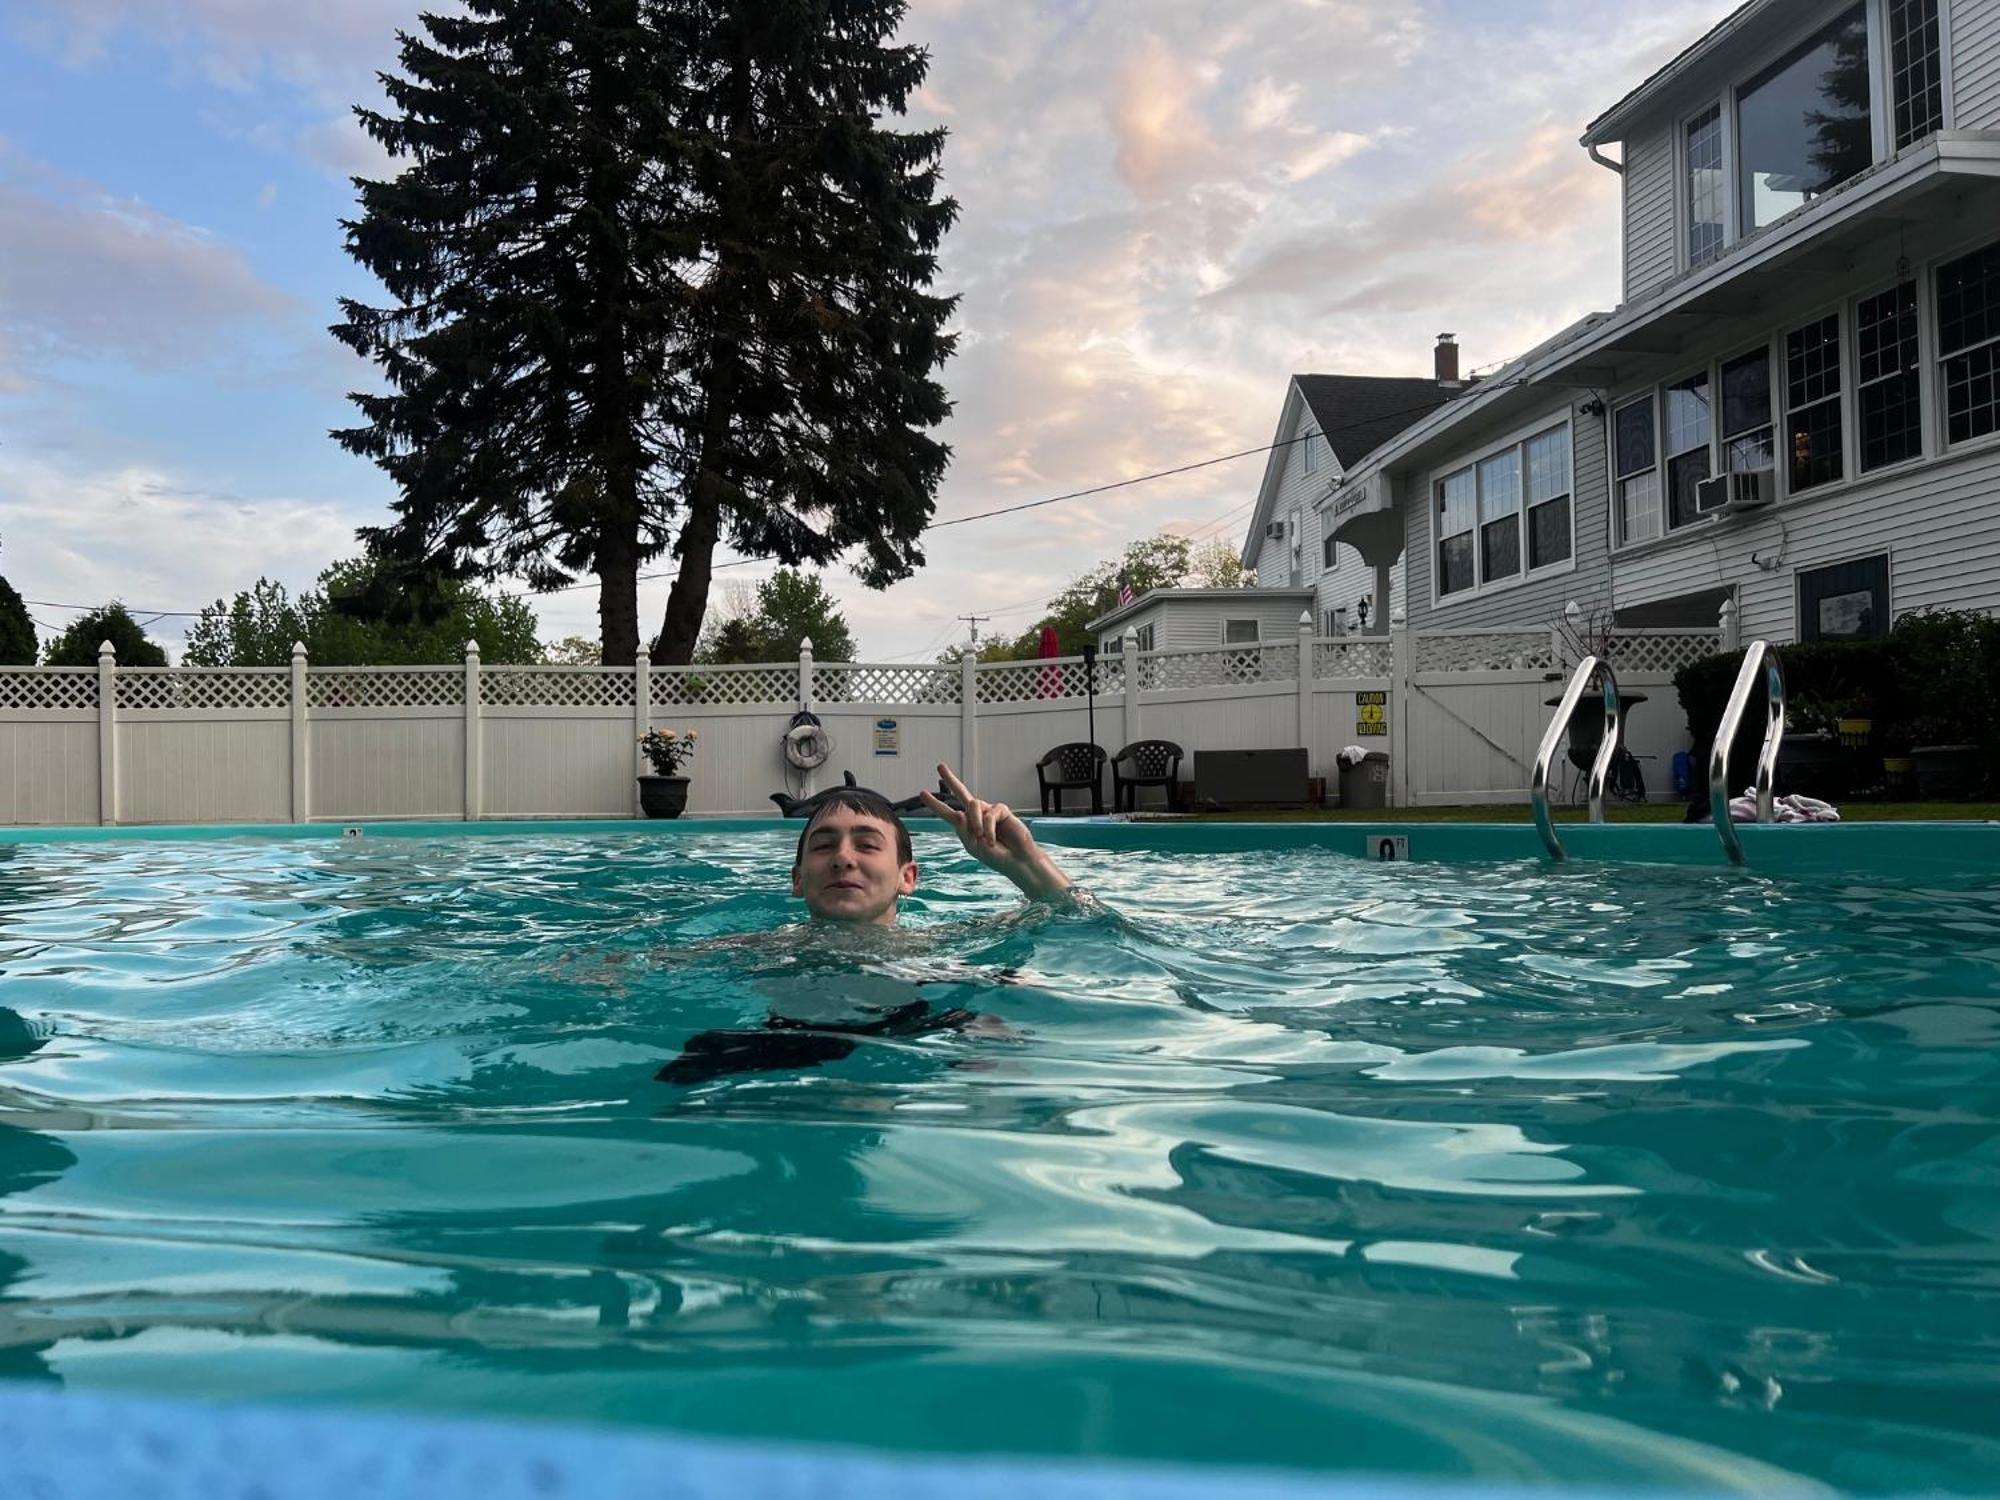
793, 788, 913, 867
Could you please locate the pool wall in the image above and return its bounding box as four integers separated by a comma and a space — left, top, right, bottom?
1, 815, 1996, 880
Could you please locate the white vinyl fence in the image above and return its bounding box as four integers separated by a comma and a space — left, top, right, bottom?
0, 621, 1722, 826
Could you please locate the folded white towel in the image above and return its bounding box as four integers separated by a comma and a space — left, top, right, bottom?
1728, 790, 1841, 823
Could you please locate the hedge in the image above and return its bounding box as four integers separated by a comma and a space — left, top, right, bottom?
1672, 610, 1999, 798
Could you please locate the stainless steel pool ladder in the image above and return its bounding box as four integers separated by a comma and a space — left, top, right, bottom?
1531, 656, 1623, 862
1710, 641, 1787, 865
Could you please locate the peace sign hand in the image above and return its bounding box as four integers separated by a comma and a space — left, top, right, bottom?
920, 762, 1072, 901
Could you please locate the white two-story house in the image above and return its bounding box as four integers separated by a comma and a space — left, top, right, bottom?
1324, 0, 2000, 648
1089, 365, 1456, 654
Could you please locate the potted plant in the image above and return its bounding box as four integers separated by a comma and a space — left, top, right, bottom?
638, 727, 698, 818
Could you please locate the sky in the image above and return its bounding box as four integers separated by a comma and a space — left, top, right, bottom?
0, 0, 1740, 664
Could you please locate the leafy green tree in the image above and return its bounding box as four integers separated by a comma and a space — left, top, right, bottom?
1188, 536, 1254, 589
692, 568, 855, 663
541, 636, 605, 666
957, 535, 1193, 662
183, 561, 541, 666
0, 538, 35, 665
336, 0, 957, 667
42, 605, 168, 667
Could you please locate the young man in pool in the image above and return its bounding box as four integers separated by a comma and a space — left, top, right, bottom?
658, 765, 1068, 1082
791, 762, 1071, 925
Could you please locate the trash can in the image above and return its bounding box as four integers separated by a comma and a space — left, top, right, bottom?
1338, 750, 1390, 809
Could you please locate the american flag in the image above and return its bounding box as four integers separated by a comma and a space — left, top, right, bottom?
1116, 571, 1134, 607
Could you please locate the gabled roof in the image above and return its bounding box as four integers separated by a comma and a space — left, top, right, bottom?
1293, 375, 1458, 469
1240, 373, 1459, 566
1580, 0, 1781, 147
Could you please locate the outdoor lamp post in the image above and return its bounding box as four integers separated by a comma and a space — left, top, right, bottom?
1081, 643, 1098, 761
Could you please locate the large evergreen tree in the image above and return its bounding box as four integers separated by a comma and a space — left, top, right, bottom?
335, 0, 957, 666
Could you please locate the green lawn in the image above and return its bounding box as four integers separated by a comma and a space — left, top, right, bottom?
1159, 802, 2000, 824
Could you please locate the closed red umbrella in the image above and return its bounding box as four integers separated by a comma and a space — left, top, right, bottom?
1038, 625, 1060, 698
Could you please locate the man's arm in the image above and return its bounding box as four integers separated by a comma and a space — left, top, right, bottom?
919, 762, 1072, 902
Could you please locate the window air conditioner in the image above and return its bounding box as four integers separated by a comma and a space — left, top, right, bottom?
1265, 521, 1287, 540
1695, 467, 1775, 515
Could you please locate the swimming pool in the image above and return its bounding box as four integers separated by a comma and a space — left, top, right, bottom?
2, 819, 1998, 1494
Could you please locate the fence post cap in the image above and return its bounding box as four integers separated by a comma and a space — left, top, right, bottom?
97, 640, 116, 660
1298, 611, 1313, 629
464, 639, 480, 658
799, 637, 814, 656
291, 641, 308, 659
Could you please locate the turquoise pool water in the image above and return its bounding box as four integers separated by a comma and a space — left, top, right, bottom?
1, 824, 1998, 1493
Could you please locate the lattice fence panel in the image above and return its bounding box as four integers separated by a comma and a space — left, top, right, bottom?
1313, 639, 1391, 679
0, 670, 96, 711
117, 670, 289, 711
651, 664, 794, 708
975, 658, 1123, 704
1141, 643, 1298, 692
817, 663, 961, 705
483, 667, 635, 708
1606, 631, 1723, 676
309, 669, 464, 709
1417, 631, 1556, 673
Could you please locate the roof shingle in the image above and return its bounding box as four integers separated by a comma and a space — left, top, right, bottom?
1293, 374, 1458, 470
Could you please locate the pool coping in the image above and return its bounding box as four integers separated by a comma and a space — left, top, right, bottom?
3, 814, 1998, 878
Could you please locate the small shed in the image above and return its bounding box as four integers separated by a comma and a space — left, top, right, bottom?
1089, 588, 1317, 656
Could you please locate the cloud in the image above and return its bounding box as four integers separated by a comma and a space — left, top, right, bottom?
0, 144, 297, 379
0, 449, 364, 657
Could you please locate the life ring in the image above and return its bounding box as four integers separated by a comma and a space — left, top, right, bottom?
784, 721, 833, 770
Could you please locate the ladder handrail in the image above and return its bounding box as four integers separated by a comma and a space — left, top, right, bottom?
1709, 641, 1786, 865
1531, 656, 1622, 862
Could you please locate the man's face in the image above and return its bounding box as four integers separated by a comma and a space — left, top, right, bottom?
791, 805, 918, 925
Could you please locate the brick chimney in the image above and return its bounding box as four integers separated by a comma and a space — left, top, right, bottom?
1435, 333, 1461, 386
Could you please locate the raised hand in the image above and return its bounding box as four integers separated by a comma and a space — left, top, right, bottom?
919, 762, 1072, 901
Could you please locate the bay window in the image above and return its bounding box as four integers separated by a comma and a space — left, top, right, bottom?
1736, 6, 1871, 234
1887, 0, 1944, 150
1786, 314, 1845, 491
1664, 371, 1713, 530
1938, 240, 2000, 447
1434, 424, 1572, 601
1436, 468, 1475, 597
1856, 281, 1923, 470
1614, 396, 1661, 546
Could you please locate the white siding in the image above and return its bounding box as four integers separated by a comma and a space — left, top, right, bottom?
120, 719, 291, 825
1955, 0, 2000, 128
1622, 127, 1679, 302
1615, 440, 2000, 639
1251, 402, 1328, 587
0, 722, 99, 825
1159, 597, 1315, 650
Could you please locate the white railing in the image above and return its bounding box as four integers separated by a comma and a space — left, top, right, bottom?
0, 621, 1722, 824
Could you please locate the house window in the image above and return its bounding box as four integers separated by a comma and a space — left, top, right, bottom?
1477, 447, 1522, 583
1786, 314, 1844, 491
1736, 5, 1871, 233
1103, 636, 1121, 655
1222, 619, 1260, 645
1687, 105, 1725, 268
1133, 624, 1155, 653
1613, 396, 1661, 546
1888, 0, 1944, 150
1435, 424, 1571, 598
1857, 281, 1922, 470
1302, 432, 1318, 474
1937, 240, 2000, 447
1524, 426, 1571, 568
1798, 554, 1889, 641
1437, 467, 1476, 597
1321, 534, 1338, 571
1719, 346, 1775, 477
1664, 371, 1713, 530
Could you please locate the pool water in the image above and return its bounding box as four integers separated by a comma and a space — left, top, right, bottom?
1, 827, 1998, 1493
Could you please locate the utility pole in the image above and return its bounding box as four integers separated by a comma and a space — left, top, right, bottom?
957, 614, 989, 649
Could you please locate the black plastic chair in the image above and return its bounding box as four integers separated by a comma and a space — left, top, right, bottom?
1036, 742, 1107, 815
1112, 739, 1184, 812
